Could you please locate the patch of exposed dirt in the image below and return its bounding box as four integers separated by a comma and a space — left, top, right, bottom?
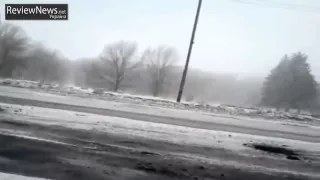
246, 143, 301, 161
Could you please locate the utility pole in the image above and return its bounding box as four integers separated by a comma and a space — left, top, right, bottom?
176, 0, 202, 102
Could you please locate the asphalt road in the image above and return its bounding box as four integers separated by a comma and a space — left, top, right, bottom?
0, 85, 319, 143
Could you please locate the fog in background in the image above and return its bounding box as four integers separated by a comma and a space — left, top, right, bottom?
1, 0, 320, 107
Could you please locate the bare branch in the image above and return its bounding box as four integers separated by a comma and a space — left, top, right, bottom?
142, 45, 178, 96
97, 40, 139, 91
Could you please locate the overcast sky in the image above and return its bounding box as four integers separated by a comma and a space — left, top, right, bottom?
1, 0, 320, 78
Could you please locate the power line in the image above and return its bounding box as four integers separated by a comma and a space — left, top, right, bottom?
231, 0, 320, 13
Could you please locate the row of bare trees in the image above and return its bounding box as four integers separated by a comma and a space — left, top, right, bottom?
80, 41, 178, 96
0, 22, 179, 96
0, 22, 266, 105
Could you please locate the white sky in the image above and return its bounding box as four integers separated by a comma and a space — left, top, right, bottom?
1, 0, 320, 78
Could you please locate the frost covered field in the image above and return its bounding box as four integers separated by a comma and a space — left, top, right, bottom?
0, 79, 320, 180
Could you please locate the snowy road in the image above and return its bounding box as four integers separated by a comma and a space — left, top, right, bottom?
0, 103, 319, 180
0, 86, 319, 143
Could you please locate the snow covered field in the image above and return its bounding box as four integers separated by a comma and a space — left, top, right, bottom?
1, 78, 318, 123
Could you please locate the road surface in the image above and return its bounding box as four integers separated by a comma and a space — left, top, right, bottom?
0, 86, 319, 143
0, 85, 319, 180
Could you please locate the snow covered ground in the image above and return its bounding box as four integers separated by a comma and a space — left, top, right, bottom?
2, 103, 319, 153
0, 85, 319, 138
0, 97, 320, 180
0, 102, 319, 179
0, 172, 48, 180
0, 78, 319, 123
1, 80, 320, 179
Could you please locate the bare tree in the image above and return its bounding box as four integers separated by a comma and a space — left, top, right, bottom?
0, 22, 30, 76
96, 41, 140, 91
141, 46, 178, 96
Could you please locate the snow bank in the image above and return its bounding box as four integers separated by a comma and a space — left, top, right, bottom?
0, 79, 38, 89
0, 79, 93, 94
47, 86, 320, 122
88, 93, 320, 123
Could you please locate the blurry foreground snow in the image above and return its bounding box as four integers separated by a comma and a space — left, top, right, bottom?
0, 78, 318, 122
2, 103, 320, 153
1, 104, 320, 178
0, 172, 49, 180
